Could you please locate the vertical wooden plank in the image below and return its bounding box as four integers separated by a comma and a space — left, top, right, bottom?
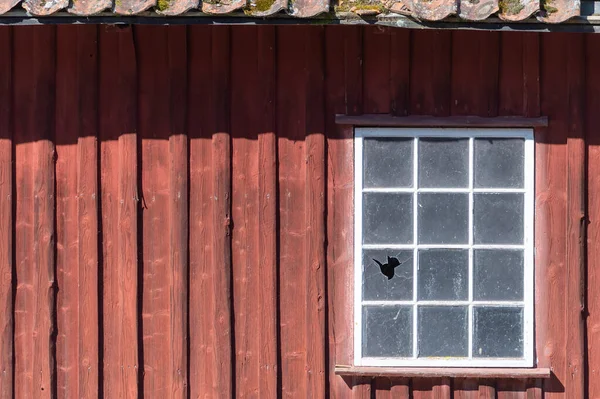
0, 26, 12, 399
55, 25, 81, 399
55, 24, 99, 399
137, 24, 189, 399
98, 25, 139, 399
325, 25, 355, 399
373, 378, 392, 399
537, 32, 568, 399
451, 30, 500, 116
390, 28, 410, 117
277, 26, 308, 398
362, 26, 390, 115
166, 25, 189, 399
305, 25, 327, 399
230, 25, 261, 398
187, 25, 214, 399
14, 25, 57, 399
454, 379, 479, 399
498, 32, 524, 116
586, 33, 600, 399
478, 381, 496, 399
256, 25, 278, 399
210, 26, 234, 399
497, 379, 527, 399
187, 25, 233, 398
410, 30, 452, 116
564, 31, 586, 399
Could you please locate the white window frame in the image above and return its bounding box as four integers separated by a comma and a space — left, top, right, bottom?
354, 127, 535, 368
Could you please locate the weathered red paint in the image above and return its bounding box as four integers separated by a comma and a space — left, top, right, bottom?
0, 24, 597, 398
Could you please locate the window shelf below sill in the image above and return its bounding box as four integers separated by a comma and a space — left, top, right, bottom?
334, 366, 551, 379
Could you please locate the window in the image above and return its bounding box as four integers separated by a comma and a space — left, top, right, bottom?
354, 128, 534, 367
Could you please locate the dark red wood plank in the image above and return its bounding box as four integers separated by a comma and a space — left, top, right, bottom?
98, 25, 139, 399
137, 25, 175, 399
187, 25, 218, 399
537, 32, 569, 399
0, 26, 12, 399
336, 115, 547, 127
256, 25, 278, 398
451, 30, 500, 117
277, 26, 309, 398
230, 25, 261, 398
564, 31, 586, 399
410, 30, 452, 116
166, 25, 189, 398
187, 25, 234, 398
304, 25, 327, 399
362, 26, 390, 115
586, 32, 600, 399
325, 25, 355, 399
56, 25, 82, 399
390, 28, 410, 117
14, 25, 57, 399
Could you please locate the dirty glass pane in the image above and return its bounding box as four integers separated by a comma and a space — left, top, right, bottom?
418, 193, 468, 244
474, 249, 524, 301
363, 193, 413, 245
418, 138, 469, 188
418, 249, 468, 301
363, 138, 413, 188
473, 193, 524, 244
473, 307, 524, 358
474, 138, 524, 188
363, 249, 414, 301
362, 306, 413, 357
418, 306, 468, 357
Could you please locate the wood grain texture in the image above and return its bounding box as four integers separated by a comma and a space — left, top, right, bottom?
14, 25, 57, 399
99, 25, 139, 399
0, 26, 12, 399
586, 32, 600, 399
538, 33, 569, 399
305, 25, 327, 399
256, 25, 278, 399
325, 25, 356, 399
564, 32, 586, 399
166, 25, 189, 399
390, 28, 410, 117
187, 25, 218, 399
231, 25, 262, 398
137, 25, 175, 399
277, 26, 309, 398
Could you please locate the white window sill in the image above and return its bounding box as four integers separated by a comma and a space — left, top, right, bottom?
334, 365, 551, 379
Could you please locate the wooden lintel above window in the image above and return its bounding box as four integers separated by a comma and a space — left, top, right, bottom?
335, 115, 549, 128
334, 366, 552, 379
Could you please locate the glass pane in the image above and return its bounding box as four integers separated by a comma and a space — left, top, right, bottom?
473, 307, 524, 358
474, 138, 524, 188
364, 138, 413, 188
363, 193, 413, 245
363, 249, 413, 301
362, 306, 413, 357
474, 249, 524, 301
418, 306, 468, 357
418, 138, 469, 188
418, 249, 468, 301
473, 193, 524, 245
418, 193, 468, 244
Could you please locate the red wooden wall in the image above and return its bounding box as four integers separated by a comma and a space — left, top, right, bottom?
0, 24, 596, 398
